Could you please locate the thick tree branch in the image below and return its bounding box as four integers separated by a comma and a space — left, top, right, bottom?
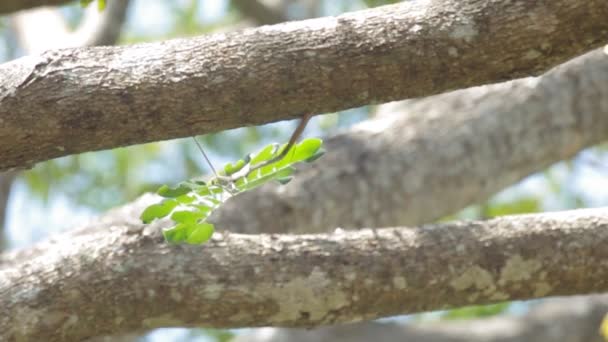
236, 295, 608, 342
1, 206, 608, 341
212, 48, 608, 233
1, 0, 607, 171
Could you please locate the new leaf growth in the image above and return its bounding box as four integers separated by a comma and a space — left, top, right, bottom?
140, 138, 324, 244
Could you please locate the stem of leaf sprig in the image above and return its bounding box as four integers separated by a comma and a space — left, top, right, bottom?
195, 113, 314, 185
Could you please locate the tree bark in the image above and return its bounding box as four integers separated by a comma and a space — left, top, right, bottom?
235, 295, 608, 342
1, 206, 608, 341
1, 0, 607, 171
212, 48, 608, 233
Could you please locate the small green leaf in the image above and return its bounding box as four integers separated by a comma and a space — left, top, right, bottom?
170, 210, 209, 224
276, 177, 293, 185
175, 194, 195, 204
251, 143, 280, 165
196, 185, 224, 197
237, 166, 295, 191
291, 138, 323, 163
186, 223, 215, 244
163, 223, 188, 243
157, 184, 192, 198
163, 222, 215, 244
305, 149, 325, 163
140, 199, 178, 224
223, 158, 248, 176
98, 0, 106, 11
193, 204, 213, 214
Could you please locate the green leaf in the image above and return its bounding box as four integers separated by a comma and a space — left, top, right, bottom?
306, 149, 325, 163
291, 138, 323, 163
140, 199, 178, 224
175, 194, 196, 204
186, 223, 214, 244
80, 0, 106, 11
163, 223, 188, 242
442, 303, 509, 320
250, 143, 280, 165
237, 166, 295, 191
223, 158, 248, 176
276, 177, 293, 185
170, 210, 210, 224
163, 222, 214, 244
195, 185, 224, 197
157, 184, 192, 198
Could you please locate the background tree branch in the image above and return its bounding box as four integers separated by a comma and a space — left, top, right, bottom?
2, 206, 608, 341
1, 0, 607, 171
235, 295, 608, 342
212, 48, 608, 233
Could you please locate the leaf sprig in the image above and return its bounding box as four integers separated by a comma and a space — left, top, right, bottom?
140, 138, 324, 244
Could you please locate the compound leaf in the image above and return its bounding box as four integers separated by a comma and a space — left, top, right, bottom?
140, 199, 178, 224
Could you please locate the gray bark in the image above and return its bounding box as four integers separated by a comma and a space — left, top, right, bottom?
236, 295, 608, 342
2, 206, 608, 341
212, 48, 608, 233
1, 0, 607, 171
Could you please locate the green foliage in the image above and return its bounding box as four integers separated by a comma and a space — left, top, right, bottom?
481, 196, 541, 218
442, 302, 510, 320
22, 143, 164, 211
141, 138, 324, 244
80, 0, 106, 11
362, 0, 403, 8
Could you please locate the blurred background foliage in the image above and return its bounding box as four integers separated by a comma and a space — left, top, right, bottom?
2, 0, 608, 341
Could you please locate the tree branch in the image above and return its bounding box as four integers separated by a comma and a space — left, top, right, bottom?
211, 48, 608, 233
2, 206, 608, 341
1, 0, 607, 171
235, 295, 608, 342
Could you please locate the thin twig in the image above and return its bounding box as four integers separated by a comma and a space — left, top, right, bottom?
192, 137, 219, 178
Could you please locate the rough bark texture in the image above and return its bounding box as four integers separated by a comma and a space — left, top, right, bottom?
0, 0, 73, 15
211, 48, 608, 233
1, 0, 607, 171
236, 295, 608, 342
1, 206, 608, 341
